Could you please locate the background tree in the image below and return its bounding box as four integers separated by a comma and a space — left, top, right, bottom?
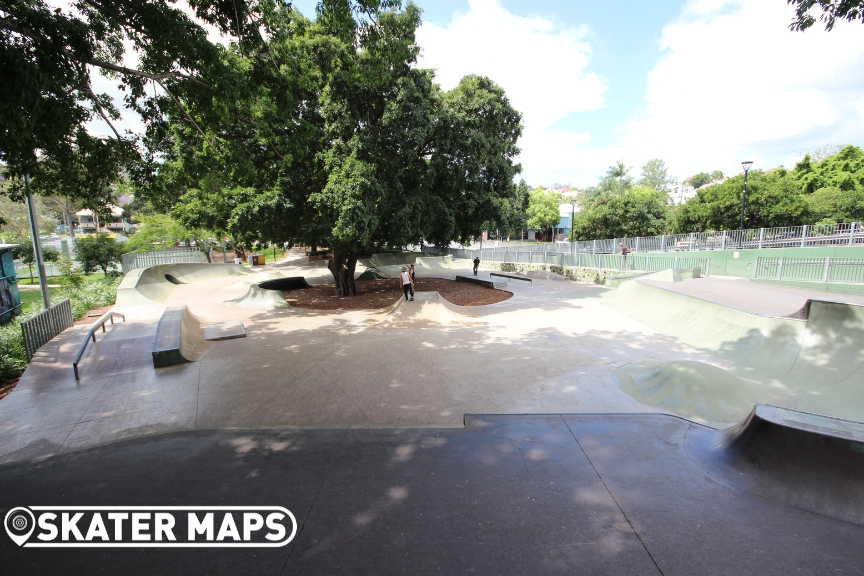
689, 172, 713, 189
0, 195, 56, 239
75, 234, 124, 275
526, 187, 560, 238
12, 239, 59, 282
498, 179, 530, 239
125, 214, 211, 253
638, 158, 674, 194
606, 160, 632, 195
672, 169, 813, 232
788, 0, 864, 31
572, 186, 668, 240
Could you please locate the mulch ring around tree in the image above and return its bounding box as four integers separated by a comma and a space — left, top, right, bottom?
282, 278, 512, 310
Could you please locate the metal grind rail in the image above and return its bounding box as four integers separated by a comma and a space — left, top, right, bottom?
73, 310, 126, 380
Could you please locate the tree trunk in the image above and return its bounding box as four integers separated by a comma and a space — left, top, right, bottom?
328, 248, 358, 297
234, 244, 247, 262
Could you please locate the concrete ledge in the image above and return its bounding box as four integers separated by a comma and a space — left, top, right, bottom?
455, 275, 508, 289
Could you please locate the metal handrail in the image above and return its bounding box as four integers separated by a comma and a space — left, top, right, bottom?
73, 310, 126, 380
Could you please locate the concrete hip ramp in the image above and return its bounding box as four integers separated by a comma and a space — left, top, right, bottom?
378, 291, 476, 328
687, 404, 864, 527
606, 279, 864, 425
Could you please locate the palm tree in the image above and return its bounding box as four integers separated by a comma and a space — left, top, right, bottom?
606, 160, 631, 195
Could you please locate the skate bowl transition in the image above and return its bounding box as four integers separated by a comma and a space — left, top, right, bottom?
608, 279, 864, 427
116, 263, 254, 306
687, 404, 864, 526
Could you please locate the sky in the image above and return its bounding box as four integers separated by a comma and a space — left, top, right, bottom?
93, 0, 864, 189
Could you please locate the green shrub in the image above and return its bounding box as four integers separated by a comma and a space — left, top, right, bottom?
75, 234, 123, 275
0, 319, 28, 383
0, 276, 122, 384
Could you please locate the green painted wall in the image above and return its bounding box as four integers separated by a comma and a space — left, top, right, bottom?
642, 245, 864, 278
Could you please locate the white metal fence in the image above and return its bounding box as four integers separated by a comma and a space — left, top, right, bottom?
20, 298, 74, 361
434, 246, 710, 275
121, 248, 206, 274
754, 256, 864, 284
443, 222, 864, 255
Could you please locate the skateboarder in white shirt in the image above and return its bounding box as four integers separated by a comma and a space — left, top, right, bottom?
399, 267, 414, 301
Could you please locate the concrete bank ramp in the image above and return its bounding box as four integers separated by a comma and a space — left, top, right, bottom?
687, 404, 864, 526
378, 291, 475, 328
152, 306, 212, 367
606, 280, 864, 425
612, 360, 792, 428
117, 263, 252, 306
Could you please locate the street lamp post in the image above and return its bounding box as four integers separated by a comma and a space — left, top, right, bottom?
569, 199, 577, 254
740, 161, 753, 230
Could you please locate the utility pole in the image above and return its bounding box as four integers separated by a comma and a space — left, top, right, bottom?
24, 175, 51, 309
740, 161, 753, 230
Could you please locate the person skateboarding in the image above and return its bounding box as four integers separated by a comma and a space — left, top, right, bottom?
473, 256, 480, 276
399, 266, 414, 301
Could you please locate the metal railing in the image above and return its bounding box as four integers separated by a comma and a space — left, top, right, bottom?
73, 310, 126, 380
121, 248, 206, 274
754, 256, 864, 284
20, 299, 74, 361
433, 221, 863, 255
439, 247, 710, 275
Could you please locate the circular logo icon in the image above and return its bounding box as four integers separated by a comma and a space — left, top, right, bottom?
4, 507, 35, 546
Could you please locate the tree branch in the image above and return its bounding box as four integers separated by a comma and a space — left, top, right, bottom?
156, 79, 215, 148
82, 79, 124, 141
0, 17, 213, 90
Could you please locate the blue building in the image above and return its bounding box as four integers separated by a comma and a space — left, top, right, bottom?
0, 244, 21, 325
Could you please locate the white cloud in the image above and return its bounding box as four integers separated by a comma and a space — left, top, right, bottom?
620, 0, 864, 180
415, 0, 606, 184
417, 0, 864, 186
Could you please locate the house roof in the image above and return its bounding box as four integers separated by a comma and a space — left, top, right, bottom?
76, 205, 124, 217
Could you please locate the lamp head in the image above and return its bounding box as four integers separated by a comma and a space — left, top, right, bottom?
741, 161, 753, 172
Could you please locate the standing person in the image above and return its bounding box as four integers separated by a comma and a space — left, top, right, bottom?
409, 264, 416, 290
473, 256, 480, 276
399, 266, 414, 301
618, 243, 630, 270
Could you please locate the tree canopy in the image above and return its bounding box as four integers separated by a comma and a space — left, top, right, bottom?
672, 145, 864, 232
572, 186, 669, 240
638, 158, 674, 194
788, 0, 864, 31
526, 187, 560, 233
139, 2, 522, 295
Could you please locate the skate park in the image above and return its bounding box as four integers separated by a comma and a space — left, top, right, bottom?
2, 245, 864, 574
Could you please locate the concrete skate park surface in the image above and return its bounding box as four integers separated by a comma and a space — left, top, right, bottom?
2, 251, 864, 464
2, 413, 863, 574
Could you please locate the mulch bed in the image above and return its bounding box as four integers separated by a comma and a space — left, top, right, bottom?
0, 377, 19, 400
74, 306, 114, 325
282, 278, 512, 310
